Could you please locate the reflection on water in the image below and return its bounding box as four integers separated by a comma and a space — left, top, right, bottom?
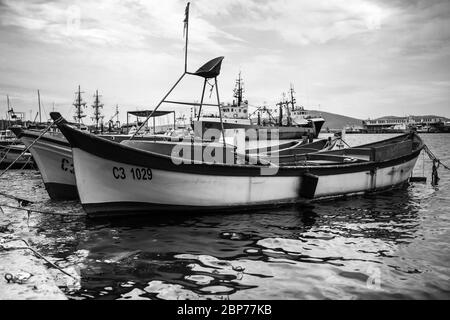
1, 134, 449, 299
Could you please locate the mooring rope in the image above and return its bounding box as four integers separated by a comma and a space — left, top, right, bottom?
0, 122, 53, 178
0, 123, 54, 205
423, 144, 450, 171
0, 144, 13, 164
0, 203, 85, 217
19, 154, 33, 170
0, 239, 77, 279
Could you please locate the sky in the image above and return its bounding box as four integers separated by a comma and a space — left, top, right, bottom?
0, 0, 449, 126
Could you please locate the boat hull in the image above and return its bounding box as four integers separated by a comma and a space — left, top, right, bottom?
73, 147, 419, 216
18, 132, 78, 200
62, 128, 421, 217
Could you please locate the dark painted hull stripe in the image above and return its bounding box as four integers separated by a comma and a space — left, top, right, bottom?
58, 122, 423, 177
16, 130, 71, 148
44, 182, 79, 200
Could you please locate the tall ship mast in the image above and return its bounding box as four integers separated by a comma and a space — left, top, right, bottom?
73, 85, 87, 125
91, 90, 104, 132
233, 72, 244, 107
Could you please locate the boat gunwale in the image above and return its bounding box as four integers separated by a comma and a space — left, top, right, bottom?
57, 119, 424, 177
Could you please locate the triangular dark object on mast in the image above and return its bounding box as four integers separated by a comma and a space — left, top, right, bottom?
192, 56, 224, 79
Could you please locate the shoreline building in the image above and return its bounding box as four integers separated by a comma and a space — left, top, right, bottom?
363, 116, 447, 133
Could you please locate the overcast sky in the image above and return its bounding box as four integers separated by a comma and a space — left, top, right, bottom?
0, 0, 449, 125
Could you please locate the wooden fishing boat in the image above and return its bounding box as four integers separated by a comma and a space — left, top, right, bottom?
47, 4, 423, 216
10, 127, 191, 200
50, 111, 423, 217
11, 126, 329, 200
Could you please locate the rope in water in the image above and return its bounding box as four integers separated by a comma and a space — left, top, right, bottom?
0, 203, 85, 217
0, 239, 77, 279
423, 144, 450, 171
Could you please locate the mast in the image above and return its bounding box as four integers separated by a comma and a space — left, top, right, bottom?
37, 90, 42, 123
233, 71, 244, 106
288, 83, 296, 111
73, 85, 86, 125
6, 95, 10, 126
184, 2, 190, 73
91, 90, 104, 131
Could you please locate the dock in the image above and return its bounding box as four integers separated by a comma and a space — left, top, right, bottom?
0, 204, 68, 300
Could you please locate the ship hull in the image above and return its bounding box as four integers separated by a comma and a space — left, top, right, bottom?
51, 116, 423, 218
17, 131, 78, 200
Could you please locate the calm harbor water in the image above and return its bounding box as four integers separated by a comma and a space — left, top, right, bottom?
1, 133, 449, 299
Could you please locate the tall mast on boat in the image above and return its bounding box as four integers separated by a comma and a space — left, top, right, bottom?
6, 95, 10, 120
73, 85, 86, 125
37, 89, 42, 123
91, 90, 104, 131
184, 2, 190, 73
288, 83, 296, 111
233, 71, 244, 106
276, 93, 292, 126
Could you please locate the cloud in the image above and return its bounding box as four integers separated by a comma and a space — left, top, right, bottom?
0, 0, 449, 121
0, 0, 243, 52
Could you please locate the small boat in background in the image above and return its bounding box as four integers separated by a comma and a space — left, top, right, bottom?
0, 143, 34, 170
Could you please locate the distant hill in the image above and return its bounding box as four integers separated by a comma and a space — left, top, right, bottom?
377, 115, 450, 121
307, 110, 363, 131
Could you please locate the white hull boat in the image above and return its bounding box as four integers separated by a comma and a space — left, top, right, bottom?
50, 112, 424, 217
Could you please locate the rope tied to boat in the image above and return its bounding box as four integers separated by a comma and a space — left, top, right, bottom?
0, 122, 55, 205
0, 144, 13, 165
422, 144, 450, 185
423, 144, 450, 171
0, 122, 53, 178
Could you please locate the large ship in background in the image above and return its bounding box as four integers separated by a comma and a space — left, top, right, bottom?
193, 73, 325, 140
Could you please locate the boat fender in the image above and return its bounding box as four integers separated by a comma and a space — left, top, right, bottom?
298, 172, 319, 199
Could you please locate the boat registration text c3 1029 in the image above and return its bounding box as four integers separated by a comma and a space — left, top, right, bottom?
112, 166, 153, 181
